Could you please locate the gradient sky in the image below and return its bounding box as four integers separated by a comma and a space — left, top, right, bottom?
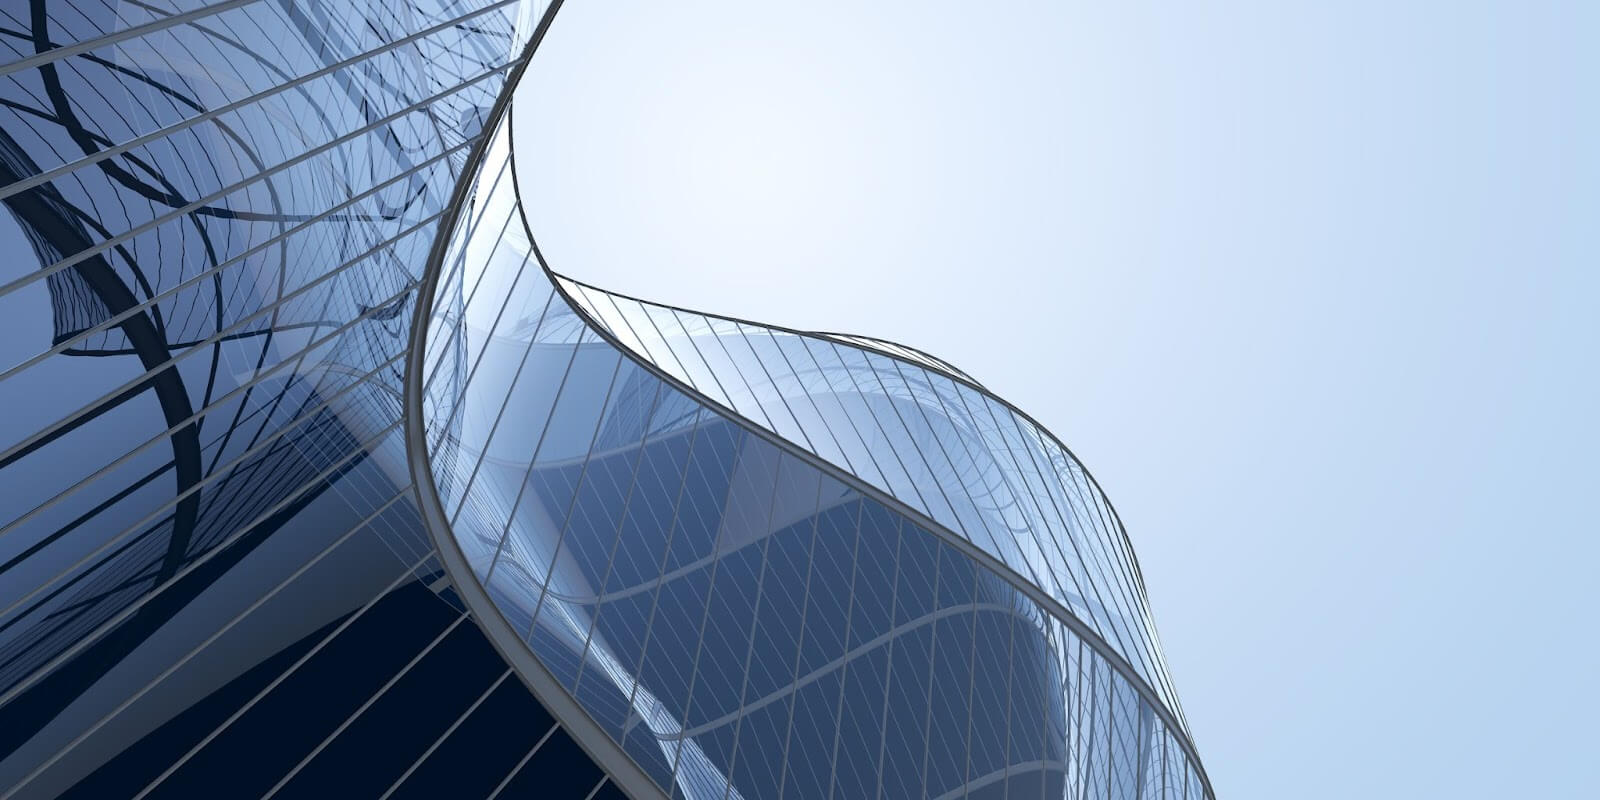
513, 2, 1598, 797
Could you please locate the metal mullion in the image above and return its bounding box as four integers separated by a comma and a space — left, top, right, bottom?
727, 322, 818, 454
1082, 656, 1102, 800
475, 334, 586, 589
666, 600, 1013, 744
433, 250, 542, 522
1, 340, 407, 626
1142, 625, 1187, 733
790, 336, 895, 492
570, 381, 665, 697
130, 546, 437, 799
430, 285, 559, 512
998, 597, 1018, 800
717, 449, 789, 800
0, 207, 443, 474
805, 339, 934, 519
613, 410, 705, 761
0, 59, 513, 303
1027, 439, 1153, 677
1102, 666, 1116, 800
485, 720, 562, 800
418, 267, 482, 418
640, 441, 758, 716
260, 612, 473, 799
844, 350, 966, 550
1069, 636, 1087, 800
820, 497, 865, 800
902, 367, 1004, 500
1059, 452, 1167, 695
1052, 436, 1151, 615
1158, 729, 1173, 800
1058, 451, 1145, 618
421, 187, 528, 398
645, 306, 736, 411
447, 152, 516, 259
560, 284, 618, 339
883, 358, 1016, 580
870, 515, 904, 800
938, 380, 1105, 659
15, 128, 439, 527
435, 158, 522, 322
828, 343, 953, 527
770, 468, 824, 800
586, 291, 662, 361
0, 296, 410, 548
571, 286, 653, 360
675, 311, 777, 430
950, 567, 981, 800
0, 485, 412, 799
873, 534, 939, 791
0, 0, 260, 79
425, 152, 516, 324
1019, 422, 1154, 681
967, 390, 1148, 685
0, 0, 522, 199
915, 535, 945, 799
660, 422, 752, 794
0, 417, 407, 712
519, 352, 627, 641
0, 220, 422, 543
501, 272, 1210, 789
758, 330, 860, 478
379, 667, 514, 800
599, 292, 697, 392
694, 316, 783, 435
957, 385, 1095, 604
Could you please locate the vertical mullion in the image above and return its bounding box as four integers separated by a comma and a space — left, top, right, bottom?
719, 452, 793, 800
770, 472, 828, 800
820, 498, 866, 800
871, 515, 904, 800
571, 380, 666, 696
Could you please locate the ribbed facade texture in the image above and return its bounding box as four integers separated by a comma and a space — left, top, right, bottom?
415, 103, 1213, 800
1, 1, 1211, 797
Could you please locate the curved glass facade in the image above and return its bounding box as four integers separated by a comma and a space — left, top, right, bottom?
416, 97, 1214, 798
1, 1, 1212, 796
556, 276, 1183, 720
0, 2, 622, 797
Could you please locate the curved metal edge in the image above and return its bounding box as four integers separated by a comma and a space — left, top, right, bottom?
402, 4, 668, 799
808, 329, 986, 387
515, 165, 1213, 798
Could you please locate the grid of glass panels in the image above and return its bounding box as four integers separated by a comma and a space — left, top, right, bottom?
0, 0, 544, 780
422, 116, 1213, 800
557, 277, 1185, 721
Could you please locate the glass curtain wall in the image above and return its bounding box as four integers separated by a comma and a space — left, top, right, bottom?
420, 108, 1212, 800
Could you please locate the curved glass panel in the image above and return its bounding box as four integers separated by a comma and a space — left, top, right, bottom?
418, 110, 1213, 800
816, 331, 984, 388
0, 2, 593, 795
554, 277, 1184, 717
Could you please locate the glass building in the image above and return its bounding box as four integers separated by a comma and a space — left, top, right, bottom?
0, 1, 1212, 797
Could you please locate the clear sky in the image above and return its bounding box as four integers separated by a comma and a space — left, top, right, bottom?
513, 2, 1598, 797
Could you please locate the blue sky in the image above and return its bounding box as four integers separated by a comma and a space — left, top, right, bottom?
514, 2, 1598, 796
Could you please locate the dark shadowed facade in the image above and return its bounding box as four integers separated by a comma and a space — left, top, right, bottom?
0, 1, 1212, 798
